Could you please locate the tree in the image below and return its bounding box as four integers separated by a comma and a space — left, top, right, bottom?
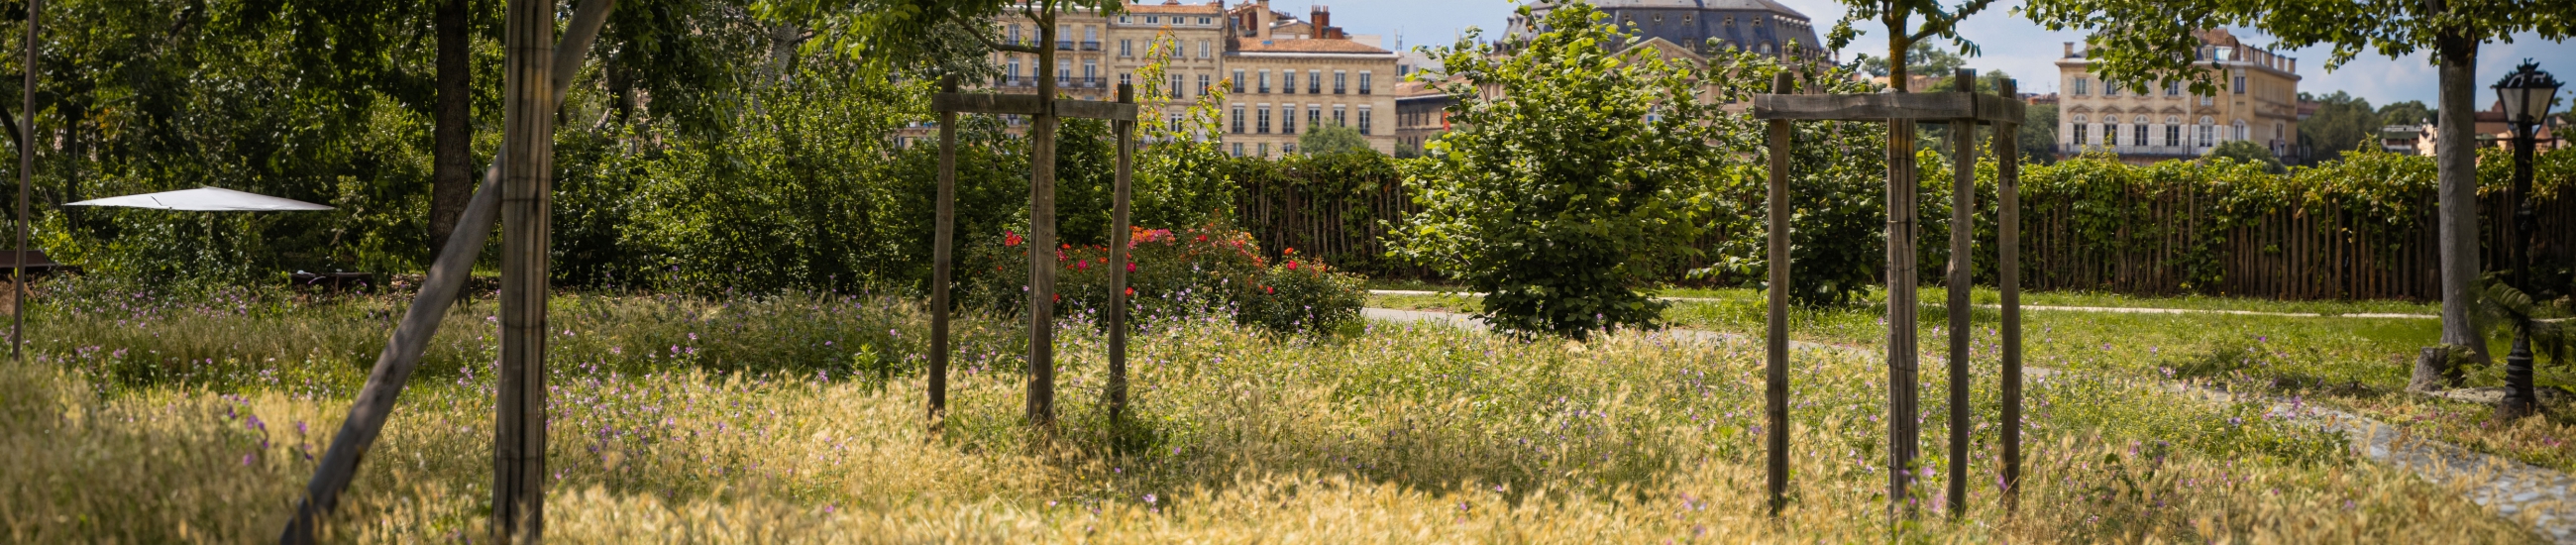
425, 0, 473, 253
2021, 103, 2060, 165
2203, 140, 2285, 172
1298, 124, 1370, 157
2299, 91, 2381, 163
1856, 41, 1969, 78
2379, 100, 2432, 126
2023, 0, 2576, 391
1396, 3, 1735, 339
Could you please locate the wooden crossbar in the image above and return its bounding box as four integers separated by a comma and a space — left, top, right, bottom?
1752, 92, 2023, 123
932, 92, 1137, 120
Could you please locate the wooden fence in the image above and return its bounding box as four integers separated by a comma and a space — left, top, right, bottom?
1236, 174, 2573, 301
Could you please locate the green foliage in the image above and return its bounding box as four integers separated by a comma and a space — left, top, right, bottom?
2299, 91, 2382, 163
2022, 0, 2576, 94
1297, 124, 1372, 157
2378, 100, 2432, 127
1128, 34, 1236, 231
2204, 140, 2286, 173
1397, 4, 1737, 338
1853, 41, 1969, 78
2021, 103, 2062, 166
1691, 66, 1897, 307
966, 224, 1364, 335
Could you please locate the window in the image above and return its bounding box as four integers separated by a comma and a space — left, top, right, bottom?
1168, 112, 1181, 132
1199, 74, 1211, 94
1258, 70, 1271, 93
1684, 13, 1693, 22
1199, 40, 1210, 58
2105, 121, 2119, 146
1308, 70, 1322, 93
2166, 116, 2181, 145
1258, 143, 1268, 158
1358, 71, 1372, 94
2072, 77, 2089, 96
1008, 58, 1021, 81
1009, 25, 1022, 44
1233, 70, 1245, 93
1121, 39, 1131, 56
1119, 73, 1130, 88
1170, 74, 1184, 98
1200, 17, 1211, 25
1307, 105, 1321, 129
2133, 116, 2147, 146
1146, 16, 1158, 24
1358, 106, 1373, 135
1233, 143, 1242, 157
2200, 116, 2215, 145
2071, 115, 2087, 146
2231, 70, 2246, 94
1334, 70, 1347, 94
1283, 71, 1297, 94
2232, 119, 2247, 140
1085, 27, 1098, 43
1256, 104, 1270, 134
1334, 104, 1346, 126
1083, 59, 1097, 84
2105, 82, 2118, 97
1232, 105, 1244, 133
2166, 81, 2182, 96
1057, 60, 1070, 83
1283, 143, 1297, 155
1281, 105, 1296, 134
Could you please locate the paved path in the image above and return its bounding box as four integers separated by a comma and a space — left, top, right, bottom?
1359, 307, 2576, 543
1368, 289, 2444, 319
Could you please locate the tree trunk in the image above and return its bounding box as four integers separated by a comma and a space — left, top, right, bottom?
427, 0, 473, 253
1026, 12, 1059, 429
2427, 29, 2484, 388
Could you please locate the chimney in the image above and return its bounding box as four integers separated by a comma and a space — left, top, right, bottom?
2063, 42, 2073, 58
1312, 5, 1331, 32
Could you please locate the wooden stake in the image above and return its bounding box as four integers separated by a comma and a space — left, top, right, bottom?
1764, 71, 1794, 515
281, 2, 611, 541
930, 76, 957, 430
1026, 9, 1059, 429
493, 0, 554, 538
1108, 82, 1133, 424
1944, 68, 1977, 519
11, 0, 31, 362
1997, 79, 2025, 513
1885, 118, 1921, 520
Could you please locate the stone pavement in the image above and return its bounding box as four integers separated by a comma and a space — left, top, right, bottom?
1359, 307, 2576, 543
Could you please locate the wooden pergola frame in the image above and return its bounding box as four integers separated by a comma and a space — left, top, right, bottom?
1753, 69, 2026, 518
926, 78, 1140, 429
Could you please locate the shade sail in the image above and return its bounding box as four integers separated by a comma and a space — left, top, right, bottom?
66, 186, 334, 211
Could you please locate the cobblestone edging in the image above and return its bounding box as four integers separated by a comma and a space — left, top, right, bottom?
1358, 307, 2576, 543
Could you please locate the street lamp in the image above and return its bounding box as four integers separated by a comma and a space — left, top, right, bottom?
2491, 59, 2559, 419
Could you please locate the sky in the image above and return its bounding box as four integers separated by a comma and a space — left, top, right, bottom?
1310, 0, 2576, 108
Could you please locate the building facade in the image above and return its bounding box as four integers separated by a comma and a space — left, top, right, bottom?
1504, 0, 1829, 61
975, 1, 1399, 158
2055, 30, 2305, 164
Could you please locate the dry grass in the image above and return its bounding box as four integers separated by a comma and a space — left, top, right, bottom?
0, 291, 2550, 542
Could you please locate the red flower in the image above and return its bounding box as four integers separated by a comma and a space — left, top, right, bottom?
1003, 231, 1021, 247
1126, 262, 1137, 272
1194, 235, 1208, 243
1285, 260, 1299, 271
1053, 293, 1061, 302
1262, 285, 1274, 294
1061, 243, 1071, 251
1076, 260, 1090, 271
1124, 286, 1135, 297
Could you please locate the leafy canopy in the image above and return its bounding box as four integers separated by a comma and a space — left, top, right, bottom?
1298, 124, 1372, 157
2021, 0, 2576, 94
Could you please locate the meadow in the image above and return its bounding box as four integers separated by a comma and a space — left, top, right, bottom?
0, 282, 2551, 542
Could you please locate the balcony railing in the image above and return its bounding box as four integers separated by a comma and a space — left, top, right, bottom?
997, 77, 1035, 88
1081, 40, 1101, 51
1056, 40, 1074, 50
2058, 144, 2204, 158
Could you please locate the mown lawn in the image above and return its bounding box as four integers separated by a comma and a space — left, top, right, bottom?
0, 286, 2548, 541
1368, 286, 2576, 475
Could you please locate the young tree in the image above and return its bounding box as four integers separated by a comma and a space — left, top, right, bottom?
1297, 124, 1371, 157
1395, 4, 1736, 339
2300, 91, 2382, 163
2204, 139, 2286, 172
1856, 42, 1970, 78
2023, 0, 2576, 388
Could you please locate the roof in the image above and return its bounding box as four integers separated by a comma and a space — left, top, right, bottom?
1534, 0, 1811, 20
1391, 80, 1438, 97
1125, 1, 1221, 15
1232, 38, 1391, 54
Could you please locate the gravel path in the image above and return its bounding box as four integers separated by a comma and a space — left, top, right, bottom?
1359, 307, 2576, 543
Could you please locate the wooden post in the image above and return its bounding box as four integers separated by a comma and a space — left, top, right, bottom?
1026, 10, 1059, 429
1996, 79, 2025, 513
1943, 68, 1978, 518
11, 0, 31, 362
493, 0, 553, 539
1108, 83, 1133, 424
1764, 71, 1793, 515
279, 3, 612, 541
1885, 120, 1921, 520
930, 76, 957, 430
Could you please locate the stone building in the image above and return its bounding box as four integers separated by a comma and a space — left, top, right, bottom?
2055, 29, 2306, 164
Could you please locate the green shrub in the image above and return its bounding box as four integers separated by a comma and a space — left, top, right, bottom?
968, 223, 1363, 335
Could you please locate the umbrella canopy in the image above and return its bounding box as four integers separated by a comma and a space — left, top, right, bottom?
66, 186, 334, 211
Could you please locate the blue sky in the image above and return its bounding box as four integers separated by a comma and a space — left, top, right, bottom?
1318, 0, 2576, 108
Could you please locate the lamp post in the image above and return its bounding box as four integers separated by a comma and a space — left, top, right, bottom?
2492, 59, 2559, 420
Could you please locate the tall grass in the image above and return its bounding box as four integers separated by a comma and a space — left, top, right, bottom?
0, 287, 2545, 542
